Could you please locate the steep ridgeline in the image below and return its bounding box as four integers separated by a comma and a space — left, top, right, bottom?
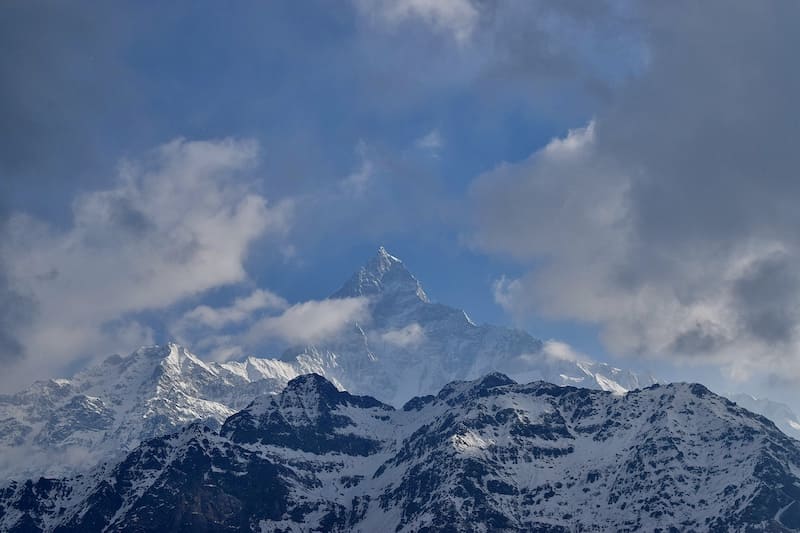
2, 374, 799, 532
284, 246, 656, 406
0, 247, 655, 482
0, 344, 300, 481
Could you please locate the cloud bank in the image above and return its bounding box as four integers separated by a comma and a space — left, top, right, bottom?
471, 1, 800, 385
0, 138, 291, 385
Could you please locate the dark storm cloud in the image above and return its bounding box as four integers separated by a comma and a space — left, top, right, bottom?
476, 0, 645, 95
471, 0, 800, 383
0, 268, 35, 363
669, 323, 727, 357
733, 254, 800, 345
0, 1, 133, 362
0, 1, 135, 189
601, 1, 800, 251
0, 206, 37, 363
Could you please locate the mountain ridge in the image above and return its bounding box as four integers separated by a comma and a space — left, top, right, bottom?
2, 373, 799, 532
281, 247, 656, 406
7, 246, 798, 485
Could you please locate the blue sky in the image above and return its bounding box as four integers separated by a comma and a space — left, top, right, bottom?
3, 1, 800, 410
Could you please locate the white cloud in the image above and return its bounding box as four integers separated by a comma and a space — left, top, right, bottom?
492, 275, 524, 315
189, 334, 247, 363
354, 0, 479, 43
248, 297, 370, 345
171, 288, 292, 361
542, 121, 595, 156
472, 66, 800, 389
473, 121, 738, 365
1, 138, 291, 385
415, 129, 443, 153
340, 140, 374, 196
542, 340, 582, 363
176, 289, 288, 332
380, 323, 425, 348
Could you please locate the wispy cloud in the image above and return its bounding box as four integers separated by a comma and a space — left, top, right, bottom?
542, 340, 583, 363
354, 0, 479, 43
380, 323, 425, 347
340, 140, 374, 196
415, 129, 443, 155
176, 289, 288, 332
248, 297, 370, 346
0, 138, 291, 385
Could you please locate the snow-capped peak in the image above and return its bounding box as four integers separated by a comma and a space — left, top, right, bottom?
331, 246, 429, 302
376, 245, 400, 265
161, 341, 215, 375
281, 372, 341, 405
284, 247, 657, 407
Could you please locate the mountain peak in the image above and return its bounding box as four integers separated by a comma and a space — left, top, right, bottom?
281, 373, 391, 412
376, 245, 399, 264
284, 373, 341, 398
331, 246, 429, 302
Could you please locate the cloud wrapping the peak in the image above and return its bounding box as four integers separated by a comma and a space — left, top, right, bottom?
0, 138, 290, 385
248, 297, 370, 346
542, 340, 583, 363
380, 323, 425, 348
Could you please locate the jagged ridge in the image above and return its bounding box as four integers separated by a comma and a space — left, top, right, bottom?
0, 248, 657, 482
1, 374, 799, 532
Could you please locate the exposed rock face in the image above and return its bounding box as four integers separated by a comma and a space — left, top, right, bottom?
2, 374, 799, 532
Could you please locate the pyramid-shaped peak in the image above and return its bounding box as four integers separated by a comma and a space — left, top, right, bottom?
364, 246, 405, 277
331, 246, 429, 302
375, 246, 402, 268
268, 373, 392, 414
284, 373, 341, 397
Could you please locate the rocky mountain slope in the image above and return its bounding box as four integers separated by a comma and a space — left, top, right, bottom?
2, 373, 799, 532
0, 248, 655, 481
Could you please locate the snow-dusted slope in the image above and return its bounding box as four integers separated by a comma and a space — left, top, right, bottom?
0, 344, 300, 481
282, 247, 656, 406
3, 374, 799, 532
729, 393, 800, 440
0, 247, 655, 482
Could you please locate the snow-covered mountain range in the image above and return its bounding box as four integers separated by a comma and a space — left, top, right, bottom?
284, 247, 656, 405
0, 248, 658, 481
729, 393, 800, 441
2, 373, 799, 532
0, 344, 298, 480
